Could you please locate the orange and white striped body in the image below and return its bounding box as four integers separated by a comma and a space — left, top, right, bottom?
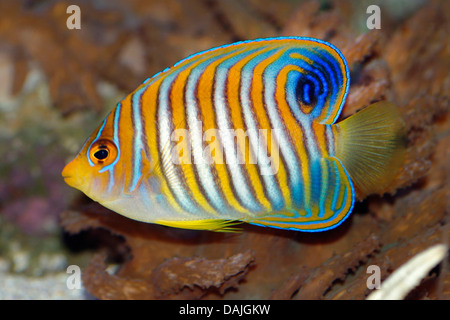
62, 37, 405, 232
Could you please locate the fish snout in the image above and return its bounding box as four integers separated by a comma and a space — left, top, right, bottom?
62, 161, 82, 188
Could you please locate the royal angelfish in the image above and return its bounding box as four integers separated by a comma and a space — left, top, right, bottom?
62, 37, 405, 232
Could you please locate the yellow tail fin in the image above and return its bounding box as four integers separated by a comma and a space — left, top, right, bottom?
334, 101, 406, 198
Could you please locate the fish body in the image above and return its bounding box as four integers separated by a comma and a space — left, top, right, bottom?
62, 37, 405, 232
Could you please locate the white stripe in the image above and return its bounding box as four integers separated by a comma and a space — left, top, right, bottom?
240, 54, 284, 210
301, 120, 321, 160
325, 125, 335, 155
263, 62, 304, 205
186, 64, 227, 213
129, 87, 147, 192
283, 67, 322, 161
158, 71, 199, 214
213, 57, 262, 212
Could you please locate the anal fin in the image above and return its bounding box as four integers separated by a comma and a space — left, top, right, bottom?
155, 219, 242, 232
249, 157, 354, 232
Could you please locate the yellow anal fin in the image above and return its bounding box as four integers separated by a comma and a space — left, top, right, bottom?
249, 157, 354, 232
155, 219, 242, 232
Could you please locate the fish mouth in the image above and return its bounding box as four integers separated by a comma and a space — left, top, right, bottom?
62, 171, 80, 188
62, 175, 77, 188
62, 162, 83, 188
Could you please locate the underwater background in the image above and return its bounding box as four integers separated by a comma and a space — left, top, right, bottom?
0, 0, 448, 299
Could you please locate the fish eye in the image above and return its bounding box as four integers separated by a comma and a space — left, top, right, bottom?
89, 140, 118, 166
94, 148, 109, 160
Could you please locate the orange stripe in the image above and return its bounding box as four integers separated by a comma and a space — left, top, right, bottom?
197, 50, 249, 214
226, 48, 272, 212
116, 94, 135, 192
275, 65, 312, 213
138, 78, 184, 214
311, 122, 328, 157
250, 159, 352, 231
169, 58, 217, 214
251, 49, 292, 208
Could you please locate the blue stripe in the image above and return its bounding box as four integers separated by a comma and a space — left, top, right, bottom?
309, 50, 342, 121
105, 103, 122, 191
213, 48, 264, 213
185, 52, 236, 213
87, 117, 108, 167
331, 159, 341, 211
264, 54, 306, 209
317, 157, 354, 232
100, 103, 122, 175
239, 48, 285, 210
158, 57, 208, 215
129, 86, 147, 191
